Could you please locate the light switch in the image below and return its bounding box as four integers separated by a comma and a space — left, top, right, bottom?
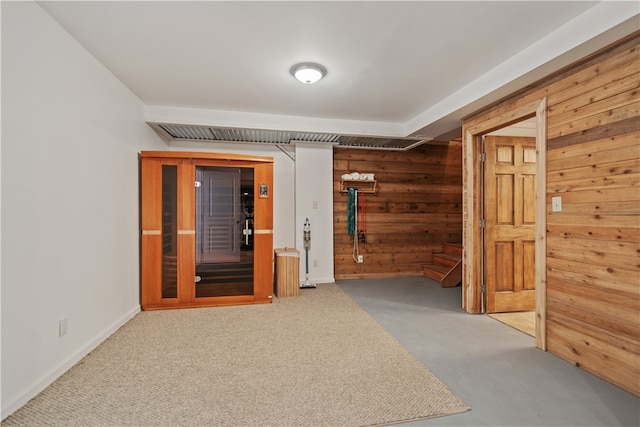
552, 196, 562, 212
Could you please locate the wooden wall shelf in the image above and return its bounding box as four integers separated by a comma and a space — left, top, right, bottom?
340, 179, 377, 194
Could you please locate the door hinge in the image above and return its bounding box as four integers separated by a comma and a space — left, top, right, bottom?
480, 218, 486, 228
195, 181, 201, 188
480, 152, 486, 162
481, 283, 486, 294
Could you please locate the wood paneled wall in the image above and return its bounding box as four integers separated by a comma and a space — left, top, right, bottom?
463, 33, 639, 395
333, 143, 462, 279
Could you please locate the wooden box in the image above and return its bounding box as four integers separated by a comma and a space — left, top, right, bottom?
274, 248, 300, 298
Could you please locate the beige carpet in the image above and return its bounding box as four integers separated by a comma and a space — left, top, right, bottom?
488, 311, 536, 337
3, 283, 469, 427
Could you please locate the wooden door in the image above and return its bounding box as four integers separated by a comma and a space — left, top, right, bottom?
484, 136, 536, 313
197, 168, 241, 264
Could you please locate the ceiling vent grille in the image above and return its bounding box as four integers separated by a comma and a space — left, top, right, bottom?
339, 136, 426, 151
151, 123, 428, 151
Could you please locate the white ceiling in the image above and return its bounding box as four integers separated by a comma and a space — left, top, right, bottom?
38, 1, 639, 146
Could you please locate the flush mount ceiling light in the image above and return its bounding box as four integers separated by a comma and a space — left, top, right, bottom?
290, 62, 327, 84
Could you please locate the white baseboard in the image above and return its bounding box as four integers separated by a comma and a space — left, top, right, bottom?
1, 305, 141, 420
311, 277, 336, 284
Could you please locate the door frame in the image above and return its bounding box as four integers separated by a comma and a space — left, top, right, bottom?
462, 98, 547, 350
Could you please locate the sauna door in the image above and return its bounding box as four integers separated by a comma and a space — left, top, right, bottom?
140, 151, 274, 310
483, 136, 536, 313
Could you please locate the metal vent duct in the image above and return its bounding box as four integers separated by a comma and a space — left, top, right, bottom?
149, 123, 428, 151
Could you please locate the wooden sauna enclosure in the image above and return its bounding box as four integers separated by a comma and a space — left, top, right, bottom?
462, 33, 640, 396
333, 142, 463, 279
139, 151, 274, 310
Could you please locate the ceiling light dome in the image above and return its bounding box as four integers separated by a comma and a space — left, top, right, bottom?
290, 62, 326, 84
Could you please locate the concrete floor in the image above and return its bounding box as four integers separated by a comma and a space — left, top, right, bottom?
337, 277, 639, 427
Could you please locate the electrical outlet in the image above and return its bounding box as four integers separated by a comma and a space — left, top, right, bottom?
357, 255, 364, 263
313, 260, 318, 268
59, 317, 68, 337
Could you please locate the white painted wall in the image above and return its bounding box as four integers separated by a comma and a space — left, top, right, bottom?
1, 2, 166, 419
294, 143, 335, 284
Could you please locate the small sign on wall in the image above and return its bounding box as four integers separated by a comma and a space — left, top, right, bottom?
259, 183, 269, 198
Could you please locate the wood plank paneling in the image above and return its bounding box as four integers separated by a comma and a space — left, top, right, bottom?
544, 43, 640, 106
546, 296, 640, 348
546, 314, 639, 396
549, 90, 639, 132
547, 121, 639, 397
548, 100, 640, 140
548, 133, 639, 166
546, 117, 640, 149
547, 65, 639, 117
547, 236, 640, 271
546, 276, 638, 320
546, 222, 638, 243
462, 33, 640, 395
333, 143, 462, 279
543, 43, 640, 394
547, 157, 640, 184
